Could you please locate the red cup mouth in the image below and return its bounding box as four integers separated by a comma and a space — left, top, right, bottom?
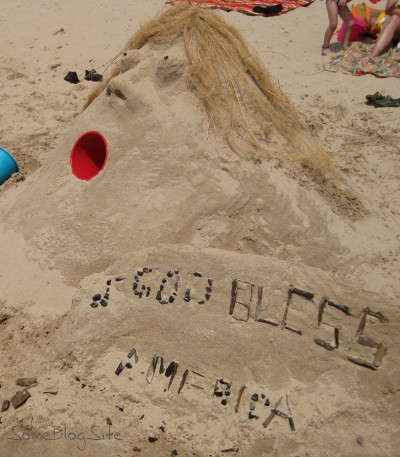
70, 131, 108, 180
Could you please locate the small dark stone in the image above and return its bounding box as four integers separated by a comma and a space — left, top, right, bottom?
160, 300, 168, 305
164, 56, 169, 60
104, 293, 110, 300
205, 294, 211, 301
138, 271, 143, 276
149, 269, 152, 272
159, 425, 166, 432
193, 272, 202, 277
106, 417, 112, 426
142, 285, 146, 290
135, 276, 139, 282
146, 288, 151, 297
251, 393, 259, 402
148, 437, 158, 443
208, 279, 213, 286
156, 290, 162, 301
143, 268, 149, 273
184, 289, 190, 302
133, 283, 138, 290
264, 398, 270, 406
225, 385, 231, 396
174, 269, 179, 274
75, 377, 80, 382
221, 399, 227, 406
248, 412, 259, 420
81, 383, 86, 388
198, 300, 205, 305
249, 401, 256, 411
64, 71, 79, 84
106, 287, 110, 292
172, 450, 178, 456
116, 405, 124, 411
261, 394, 265, 399
92, 294, 101, 301
115, 277, 125, 281
84, 69, 103, 82
139, 414, 144, 420
168, 296, 175, 303
214, 390, 223, 397
126, 363, 133, 369
106, 280, 112, 285
162, 279, 167, 284
206, 287, 212, 293
357, 436, 364, 446
100, 299, 108, 307
167, 271, 173, 278
90, 302, 98, 308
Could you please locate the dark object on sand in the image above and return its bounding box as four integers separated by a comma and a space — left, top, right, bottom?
90, 301, 98, 308
11, 390, 31, 409
253, 5, 283, 15
64, 71, 80, 84
366, 92, 400, 107
1, 400, 10, 412
16, 378, 37, 387
148, 436, 158, 443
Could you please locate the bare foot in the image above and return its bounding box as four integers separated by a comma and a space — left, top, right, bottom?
321, 47, 331, 56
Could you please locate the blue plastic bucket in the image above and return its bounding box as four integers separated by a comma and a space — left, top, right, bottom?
0, 147, 19, 185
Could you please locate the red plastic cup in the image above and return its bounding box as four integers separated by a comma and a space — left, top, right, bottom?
70, 131, 108, 180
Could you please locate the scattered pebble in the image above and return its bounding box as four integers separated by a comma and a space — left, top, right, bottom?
11, 390, 31, 409
357, 436, 364, 446
92, 293, 101, 301
106, 417, 112, 426
148, 436, 158, 443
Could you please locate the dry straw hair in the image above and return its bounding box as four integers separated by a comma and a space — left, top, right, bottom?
85, 5, 332, 174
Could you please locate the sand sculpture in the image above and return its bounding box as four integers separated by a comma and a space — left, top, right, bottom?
0, 5, 398, 457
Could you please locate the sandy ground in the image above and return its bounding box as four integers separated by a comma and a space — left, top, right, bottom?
0, 1, 399, 457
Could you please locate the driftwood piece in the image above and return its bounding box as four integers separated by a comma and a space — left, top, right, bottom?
373, 344, 387, 367
290, 286, 315, 300
229, 280, 238, 315
177, 369, 189, 395
257, 318, 279, 326
327, 299, 351, 315
221, 447, 239, 453
146, 356, 159, 383
317, 297, 328, 325
347, 356, 378, 370
127, 347, 139, 363
16, 378, 37, 387
191, 370, 205, 378
115, 361, 126, 376
262, 396, 282, 429
43, 387, 58, 395
235, 385, 246, 413
190, 383, 204, 390
285, 325, 302, 335
314, 338, 335, 351
168, 363, 179, 390
286, 395, 295, 431
358, 336, 379, 349
11, 390, 31, 409
1, 400, 10, 412
254, 287, 263, 322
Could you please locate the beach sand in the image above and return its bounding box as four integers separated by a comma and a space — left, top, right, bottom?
0, 1, 399, 456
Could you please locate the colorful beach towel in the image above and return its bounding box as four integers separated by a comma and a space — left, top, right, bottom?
166, 0, 315, 16
322, 42, 400, 78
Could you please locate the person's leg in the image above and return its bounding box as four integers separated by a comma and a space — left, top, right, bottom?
322, 0, 339, 55
371, 11, 400, 57
338, 5, 355, 50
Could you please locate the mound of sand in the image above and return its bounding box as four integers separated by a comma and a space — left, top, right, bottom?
0, 4, 399, 457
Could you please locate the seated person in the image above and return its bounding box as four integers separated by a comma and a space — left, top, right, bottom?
370, 0, 400, 57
